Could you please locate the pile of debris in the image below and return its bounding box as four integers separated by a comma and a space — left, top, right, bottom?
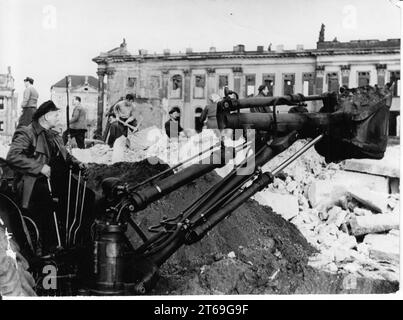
253, 139, 400, 283
72, 127, 220, 167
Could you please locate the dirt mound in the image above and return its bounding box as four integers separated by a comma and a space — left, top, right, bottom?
86, 159, 170, 193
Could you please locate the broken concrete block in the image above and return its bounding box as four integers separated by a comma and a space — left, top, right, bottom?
327, 262, 339, 273
340, 223, 349, 234
298, 195, 310, 210
307, 180, 347, 209
349, 213, 399, 236
333, 248, 353, 263
327, 206, 348, 227
286, 180, 299, 194
343, 145, 400, 178
337, 233, 357, 250
332, 170, 390, 194
253, 190, 298, 221
353, 207, 373, 217
348, 189, 389, 213
357, 243, 370, 256
299, 210, 321, 226
364, 234, 399, 264
388, 229, 399, 237
111, 135, 127, 163
318, 210, 329, 221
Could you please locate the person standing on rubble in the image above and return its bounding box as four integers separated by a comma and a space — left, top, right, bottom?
17, 77, 39, 128
107, 94, 138, 147
6, 101, 87, 253
62, 96, 87, 149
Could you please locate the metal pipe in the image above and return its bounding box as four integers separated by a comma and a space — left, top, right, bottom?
129, 146, 233, 212
65, 167, 72, 246
228, 94, 323, 111
73, 179, 87, 245
68, 170, 81, 245
129, 141, 222, 192
47, 179, 62, 248
224, 112, 334, 132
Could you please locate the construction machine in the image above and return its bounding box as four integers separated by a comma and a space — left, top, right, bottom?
0, 84, 392, 296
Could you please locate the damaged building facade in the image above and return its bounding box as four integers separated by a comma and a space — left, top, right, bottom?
0, 67, 18, 136
93, 30, 400, 133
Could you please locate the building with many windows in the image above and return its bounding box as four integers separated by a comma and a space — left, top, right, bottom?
93, 29, 400, 132
0, 67, 18, 136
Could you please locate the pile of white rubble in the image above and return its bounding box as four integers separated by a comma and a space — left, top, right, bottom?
72, 127, 221, 168
253, 140, 400, 283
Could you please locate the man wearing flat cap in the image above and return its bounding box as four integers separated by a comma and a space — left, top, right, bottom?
17, 77, 39, 128
7, 100, 87, 253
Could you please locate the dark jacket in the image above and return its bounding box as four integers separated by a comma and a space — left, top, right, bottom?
70, 104, 87, 130
6, 121, 80, 208
164, 119, 183, 138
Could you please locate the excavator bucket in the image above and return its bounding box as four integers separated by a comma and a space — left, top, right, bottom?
315, 85, 393, 162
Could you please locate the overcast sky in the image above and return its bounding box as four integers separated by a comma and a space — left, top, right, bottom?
0, 0, 401, 105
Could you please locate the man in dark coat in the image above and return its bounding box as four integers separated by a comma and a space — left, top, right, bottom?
6, 100, 86, 252
164, 106, 184, 138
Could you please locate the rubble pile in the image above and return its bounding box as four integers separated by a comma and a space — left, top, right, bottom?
252, 139, 400, 283
72, 127, 220, 167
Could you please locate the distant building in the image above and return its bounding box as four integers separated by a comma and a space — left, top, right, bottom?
93, 27, 400, 133
0, 67, 18, 136
51, 75, 98, 137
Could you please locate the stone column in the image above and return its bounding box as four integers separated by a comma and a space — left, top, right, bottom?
95, 67, 106, 139
376, 64, 387, 87
341, 65, 350, 87
232, 67, 243, 97
206, 68, 216, 99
